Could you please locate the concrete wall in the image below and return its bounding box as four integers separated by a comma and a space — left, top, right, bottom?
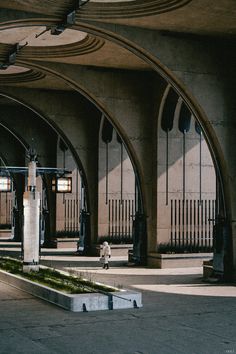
98, 124, 135, 238
157, 107, 216, 246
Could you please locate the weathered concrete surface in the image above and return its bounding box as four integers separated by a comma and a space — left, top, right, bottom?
0, 268, 142, 312
0, 261, 236, 354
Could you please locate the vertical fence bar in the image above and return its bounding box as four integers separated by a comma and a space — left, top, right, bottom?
197, 200, 200, 247
207, 199, 210, 248
166, 130, 169, 205
170, 199, 173, 247
67, 199, 70, 231
105, 142, 109, 205
64, 198, 66, 231
189, 200, 192, 251
5, 193, 7, 224
70, 199, 73, 231
111, 199, 114, 237
125, 200, 127, 236
69, 199, 71, 231
193, 200, 196, 247
199, 133, 202, 203
198, 200, 203, 247
178, 199, 181, 245
113, 199, 115, 237
204, 200, 207, 249
73, 199, 76, 231
174, 199, 177, 247
115, 199, 117, 237
128, 200, 130, 236
67, 199, 69, 231
120, 143, 123, 205
131, 200, 134, 241
121, 199, 124, 237
0, 193, 1, 224
182, 199, 185, 245
202, 200, 205, 248
211, 200, 215, 247
183, 133, 186, 201
118, 199, 121, 240
186, 199, 188, 247
76, 169, 79, 230
108, 199, 111, 237
115, 199, 118, 237
210, 200, 213, 247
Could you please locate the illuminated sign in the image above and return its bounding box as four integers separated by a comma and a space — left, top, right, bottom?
52, 177, 72, 193
0, 177, 11, 192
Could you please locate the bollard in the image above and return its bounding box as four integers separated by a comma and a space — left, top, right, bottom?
82, 303, 88, 312
108, 294, 113, 310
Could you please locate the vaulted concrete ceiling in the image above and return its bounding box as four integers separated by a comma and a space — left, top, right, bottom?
1, 0, 235, 36
0, 0, 235, 89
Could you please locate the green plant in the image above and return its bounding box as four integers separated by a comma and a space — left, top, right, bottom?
157, 242, 213, 254
0, 257, 116, 294
55, 230, 80, 239
98, 235, 133, 244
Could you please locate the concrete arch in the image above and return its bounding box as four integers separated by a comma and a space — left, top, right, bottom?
72, 21, 229, 215
0, 92, 96, 247
0, 121, 28, 151
0, 92, 89, 204
157, 84, 223, 208
0, 17, 228, 214
11, 59, 155, 223
0, 19, 232, 269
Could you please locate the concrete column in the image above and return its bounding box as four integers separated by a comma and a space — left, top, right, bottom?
23, 190, 40, 272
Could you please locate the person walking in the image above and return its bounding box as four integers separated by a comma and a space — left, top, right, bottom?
101, 241, 111, 269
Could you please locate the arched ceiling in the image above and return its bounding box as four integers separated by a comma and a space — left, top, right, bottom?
0, 0, 235, 34
0, 0, 235, 89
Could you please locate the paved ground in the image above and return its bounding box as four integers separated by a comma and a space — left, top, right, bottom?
0, 253, 236, 354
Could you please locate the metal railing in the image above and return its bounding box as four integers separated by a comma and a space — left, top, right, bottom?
0, 193, 12, 226
64, 197, 79, 232
108, 199, 134, 240
170, 199, 215, 251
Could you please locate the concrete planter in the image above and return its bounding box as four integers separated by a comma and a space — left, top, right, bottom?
0, 269, 142, 312
148, 252, 213, 268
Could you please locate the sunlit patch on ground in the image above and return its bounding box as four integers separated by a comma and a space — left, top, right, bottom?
132, 283, 236, 297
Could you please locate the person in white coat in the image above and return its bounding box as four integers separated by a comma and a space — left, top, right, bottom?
101, 241, 111, 269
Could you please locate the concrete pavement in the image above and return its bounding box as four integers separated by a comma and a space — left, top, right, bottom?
0, 255, 236, 354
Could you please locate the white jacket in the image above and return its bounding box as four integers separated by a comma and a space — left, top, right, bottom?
102, 242, 111, 263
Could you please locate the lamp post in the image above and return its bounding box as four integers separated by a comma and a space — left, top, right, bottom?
0, 148, 71, 272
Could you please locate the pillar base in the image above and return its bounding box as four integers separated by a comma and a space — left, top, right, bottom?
23, 263, 39, 273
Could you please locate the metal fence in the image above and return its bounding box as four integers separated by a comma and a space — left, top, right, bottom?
170, 199, 215, 250
108, 199, 134, 239
64, 198, 80, 232
0, 193, 12, 226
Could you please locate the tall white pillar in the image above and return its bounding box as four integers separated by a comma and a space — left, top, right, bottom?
23, 191, 40, 272
23, 159, 40, 272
